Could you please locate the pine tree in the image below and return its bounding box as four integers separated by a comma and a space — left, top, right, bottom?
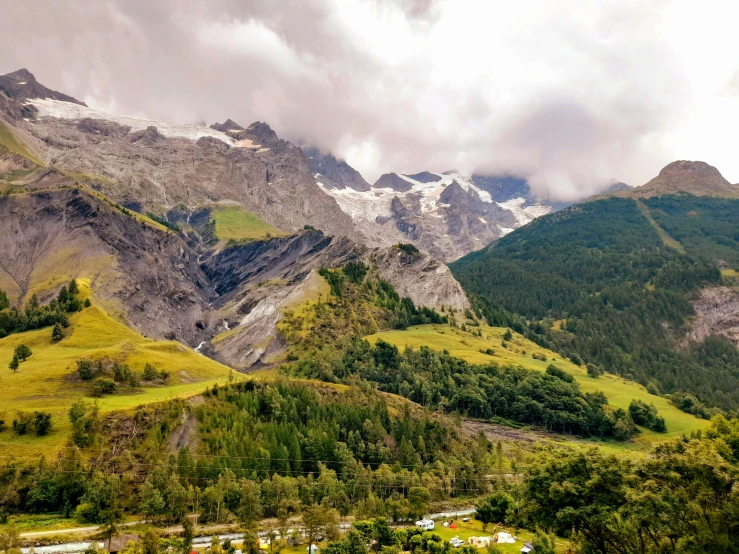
52, 323, 63, 343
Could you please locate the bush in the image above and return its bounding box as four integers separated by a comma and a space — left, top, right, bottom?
587, 363, 604, 378
77, 359, 96, 380
52, 323, 63, 342
12, 411, 34, 435
397, 243, 419, 255
112, 361, 132, 382
546, 364, 574, 383
91, 377, 116, 397
14, 344, 32, 362
33, 411, 52, 435
143, 363, 159, 380
629, 399, 667, 432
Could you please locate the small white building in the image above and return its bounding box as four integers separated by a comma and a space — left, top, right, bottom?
415, 519, 435, 530
521, 542, 534, 553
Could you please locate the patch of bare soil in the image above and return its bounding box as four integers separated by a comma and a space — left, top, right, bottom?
166, 407, 199, 452
462, 419, 550, 444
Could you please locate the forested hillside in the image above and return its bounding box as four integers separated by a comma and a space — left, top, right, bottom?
451, 195, 739, 411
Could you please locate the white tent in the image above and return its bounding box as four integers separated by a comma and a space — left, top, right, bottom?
494, 532, 516, 544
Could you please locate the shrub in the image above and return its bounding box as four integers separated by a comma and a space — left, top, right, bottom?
77, 359, 96, 380
143, 363, 159, 380
91, 377, 116, 397
587, 363, 604, 378
33, 411, 52, 435
14, 344, 32, 362
397, 243, 419, 255
52, 323, 63, 342
546, 364, 574, 383
12, 411, 34, 435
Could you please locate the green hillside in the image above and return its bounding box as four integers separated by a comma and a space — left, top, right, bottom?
211, 205, 287, 242
366, 323, 709, 451
451, 195, 739, 412
0, 288, 237, 454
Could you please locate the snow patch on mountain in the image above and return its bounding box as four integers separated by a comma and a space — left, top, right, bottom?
27, 98, 259, 148
316, 181, 393, 221
496, 198, 552, 226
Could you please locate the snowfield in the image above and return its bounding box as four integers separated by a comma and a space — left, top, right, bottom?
27, 98, 265, 149
497, 197, 552, 226
317, 170, 551, 227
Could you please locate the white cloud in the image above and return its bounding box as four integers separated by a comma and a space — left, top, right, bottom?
1, 0, 738, 199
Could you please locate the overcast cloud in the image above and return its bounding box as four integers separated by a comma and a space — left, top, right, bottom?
1, 0, 738, 200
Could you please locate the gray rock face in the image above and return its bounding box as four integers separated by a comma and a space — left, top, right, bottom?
201, 230, 471, 367
471, 175, 531, 203
405, 171, 441, 183
685, 286, 739, 346
0, 188, 217, 346
374, 172, 412, 192
15, 113, 360, 241
0, 187, 470, 371
303, 146, 371, 191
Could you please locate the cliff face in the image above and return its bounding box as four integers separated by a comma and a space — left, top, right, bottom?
685, 286, 739, 346
0, 188, 217, 346
17, 113, 360, 241
0, 187, 470, 370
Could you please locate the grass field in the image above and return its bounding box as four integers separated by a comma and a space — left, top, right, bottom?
0, 122, 43, 166
211, 206, 287, 242
366, 323, 709, 452
0, 289, 238, 455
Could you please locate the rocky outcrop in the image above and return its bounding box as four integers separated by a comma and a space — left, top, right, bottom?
304, 146, 371, 191
369, 246, 470, 312
374, 172, 412, 192
405, 171, 441, 183
685, 286, 739, 346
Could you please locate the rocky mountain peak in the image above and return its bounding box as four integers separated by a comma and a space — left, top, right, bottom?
0, 68, 86, 106
245, 121, 279, 145
374, 172, 412, 192
657, 160, 728, 184
210, 119, 245, 133
405, 171, 441, 183
303, 146, 371, 192
623, 160, 738, 198
439, 180, 473, 204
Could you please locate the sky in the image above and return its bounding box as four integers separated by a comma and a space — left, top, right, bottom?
1, 0, 738, 201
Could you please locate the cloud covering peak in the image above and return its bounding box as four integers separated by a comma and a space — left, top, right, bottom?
2, 0, 738, 200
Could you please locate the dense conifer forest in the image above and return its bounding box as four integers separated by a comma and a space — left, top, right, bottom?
451, 196, 739, 411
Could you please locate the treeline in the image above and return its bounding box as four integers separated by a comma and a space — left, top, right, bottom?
0, 381, 493, 522
0, 279, 87, 338
293, 339, 645, 440
451, 197, 739, 411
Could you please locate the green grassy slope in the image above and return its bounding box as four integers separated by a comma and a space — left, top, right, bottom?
211, 205, 287, 241
0, 289, 238, 454
366, 323, 709, 451
0, 121, 43, 166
